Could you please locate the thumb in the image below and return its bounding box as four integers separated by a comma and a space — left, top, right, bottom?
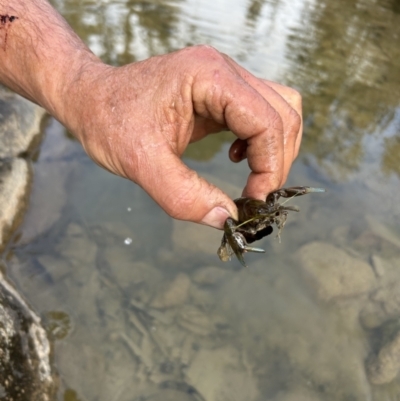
133, 151, 238, 229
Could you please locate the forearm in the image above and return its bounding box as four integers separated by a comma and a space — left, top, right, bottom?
0, 0, 100, 123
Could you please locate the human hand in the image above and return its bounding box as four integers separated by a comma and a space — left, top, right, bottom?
61, 45, 302, 229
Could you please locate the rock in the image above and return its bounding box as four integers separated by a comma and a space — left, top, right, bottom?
367, 330, 400, 384
272, 387, 321, 401
140, 387, 200, 401
185, 347, 259, 401
217, 270, 372, 401
297, 241, 376, 301
36, 254, 72, 283
330, 224, 351, 248
34, 223, 100, 301
0, 270, 57, 400
189, 285, 216, 309
192, 266, 231, 285
177, 305, 215, 336
0, 158, 30, 249
0, 87, 46, 158
150, 273, 191, 309
365, 215, 400, 250
105, 249, 157, 287
370, 254, 385, 278
0, 88, 46, 248
360, 280, 400, 329
45, 310, 72, 341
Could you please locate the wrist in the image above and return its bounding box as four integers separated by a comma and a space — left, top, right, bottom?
0, 0, 103, 132
59, 60, 114, 145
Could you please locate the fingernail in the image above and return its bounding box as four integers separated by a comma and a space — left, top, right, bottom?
201, 207, 231, 229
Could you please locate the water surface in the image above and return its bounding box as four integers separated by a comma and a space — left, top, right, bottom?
4, 0, 400, 400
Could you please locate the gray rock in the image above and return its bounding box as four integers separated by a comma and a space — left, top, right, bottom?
367, 330, 400, 384
360, 280, 400, 329
0, 270, 57, 400
0, 158, 30, 249
297, 241, 376, 301
0, 87, 46, 158
0, 88, 46, 249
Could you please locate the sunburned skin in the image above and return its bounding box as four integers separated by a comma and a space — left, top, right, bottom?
0, 14, 18, 50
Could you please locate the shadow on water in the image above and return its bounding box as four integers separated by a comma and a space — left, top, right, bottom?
3, 0, 400, 400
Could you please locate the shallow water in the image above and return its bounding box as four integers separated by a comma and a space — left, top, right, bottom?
4, 0, 400, 400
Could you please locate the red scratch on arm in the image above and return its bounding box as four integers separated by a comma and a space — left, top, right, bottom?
0, 14, 19, 51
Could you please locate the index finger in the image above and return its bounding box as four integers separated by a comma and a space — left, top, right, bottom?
221, 81, 285, 199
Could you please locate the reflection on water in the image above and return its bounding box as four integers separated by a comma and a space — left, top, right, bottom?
3, 0, 400, 400
285, 0, 400, 180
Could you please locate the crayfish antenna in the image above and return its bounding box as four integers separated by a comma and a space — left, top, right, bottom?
305, 187, 326, 193
244, 246, 265, 254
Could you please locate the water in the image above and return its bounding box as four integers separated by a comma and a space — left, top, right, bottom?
4, 0, 400, 400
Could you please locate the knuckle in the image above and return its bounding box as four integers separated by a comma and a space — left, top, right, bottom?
192, 44, 222, 60
269, 108, 284, 134
288, 107, 302, 136
188, 45, 227, 73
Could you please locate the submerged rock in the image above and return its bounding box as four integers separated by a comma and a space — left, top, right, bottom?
297, 241, 376, 301
271, 387, 321, 401
0, 87, 46, 249
0, 87, 45, 159
0, 270, 57, 400
150, 273, 191, 309
185, 347, 259, 401
0, 158, 30, 250
360, 280, 400, 329
367, 329, 400, 385
192, 266, 231, 286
